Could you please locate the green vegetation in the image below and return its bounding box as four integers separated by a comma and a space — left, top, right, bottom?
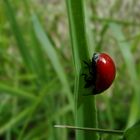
1, 0, 140, 140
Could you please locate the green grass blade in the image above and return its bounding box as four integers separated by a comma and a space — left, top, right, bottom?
17, 78, 63, 140
0, 108, 31, 135
32, 14, 74, 112
110, 23, 140, 127
84, 4, 96, 57
22, 0, 48, 83
66, 0, 98, 140
92, 16, 140, 26
0, 83, 36, 100
3, 0, 35, 73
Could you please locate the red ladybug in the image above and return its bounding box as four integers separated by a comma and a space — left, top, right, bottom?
83, 53, 116, 95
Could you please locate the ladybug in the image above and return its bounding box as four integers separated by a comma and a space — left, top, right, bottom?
83, 52, 116, 95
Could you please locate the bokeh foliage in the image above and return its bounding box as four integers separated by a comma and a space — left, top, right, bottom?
0, 0, 140, 140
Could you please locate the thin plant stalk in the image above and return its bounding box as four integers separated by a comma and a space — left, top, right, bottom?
66, 0, 98, 140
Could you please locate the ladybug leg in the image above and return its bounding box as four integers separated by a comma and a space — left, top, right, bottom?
82, 61, 96, 87
83, 60, 94, 76
81, 73, 93, 88
83, 60, 91, 69
81, 73, 88, 82
81, 74, 96, 96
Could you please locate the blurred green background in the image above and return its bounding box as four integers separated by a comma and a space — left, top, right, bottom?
1, 0, 140, 140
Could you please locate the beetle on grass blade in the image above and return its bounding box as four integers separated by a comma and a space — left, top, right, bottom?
83, 53, 116, 95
